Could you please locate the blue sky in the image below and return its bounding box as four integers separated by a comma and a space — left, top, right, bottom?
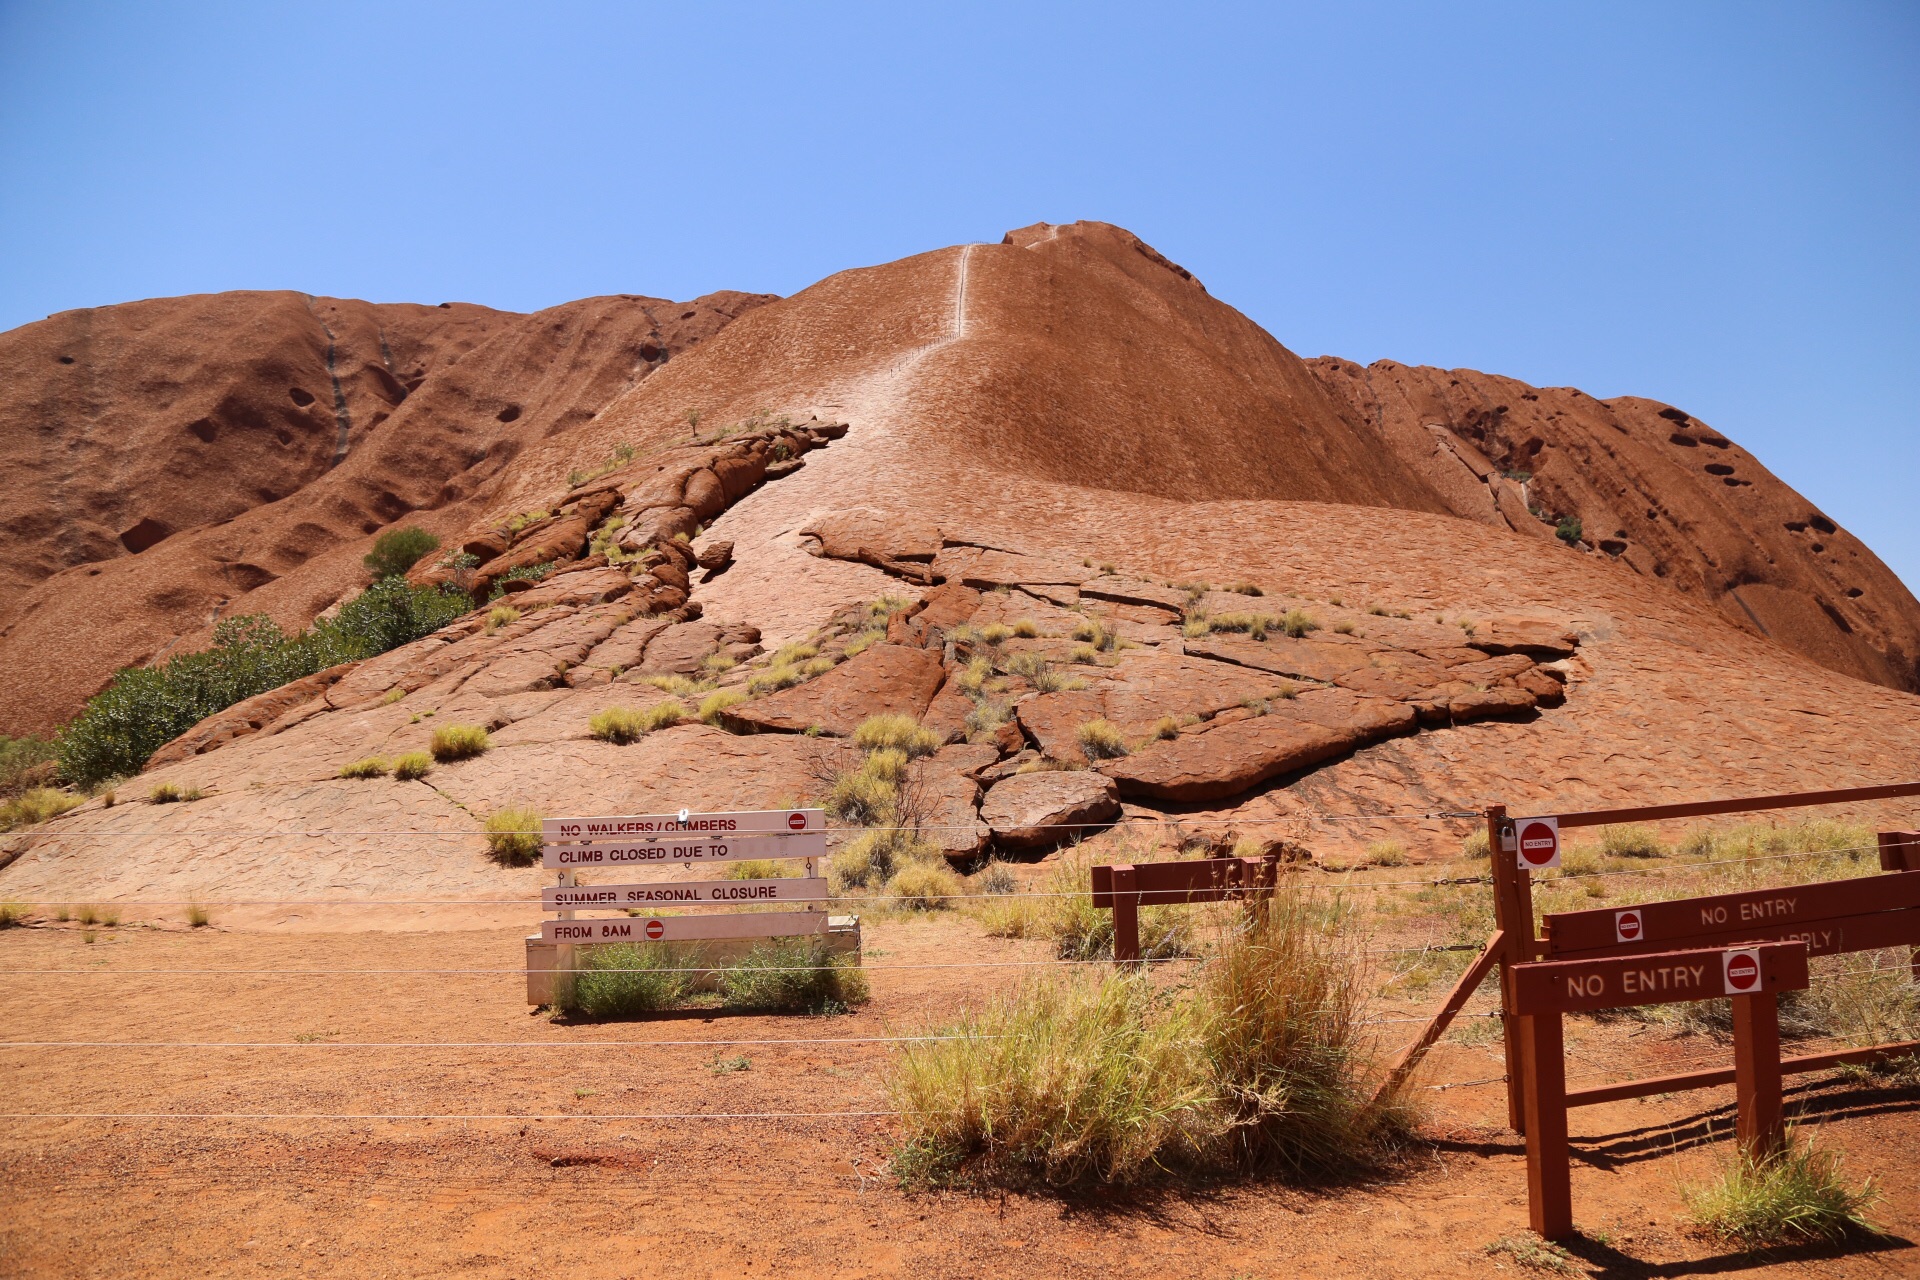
3, 2, 1915, 588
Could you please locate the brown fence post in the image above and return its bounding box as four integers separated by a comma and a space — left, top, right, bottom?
1521, 1008, 1573, 1239
1879, 832, 1920, 981
1111, 864, 1141, 969
1733, 992, 1786, 1161
1487, 804, 1536, 1134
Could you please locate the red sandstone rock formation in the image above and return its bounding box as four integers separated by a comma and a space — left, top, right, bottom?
1306, 359, 1920, 691
0, 290, 772, 733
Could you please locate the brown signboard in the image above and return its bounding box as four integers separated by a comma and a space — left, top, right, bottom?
1090, 857, 1276, 908
1542, 869, 1920, 958
1510, 941, 1808, 1017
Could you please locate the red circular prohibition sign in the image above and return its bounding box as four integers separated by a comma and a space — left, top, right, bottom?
1726, 953, 1760, 991
1517, 820, 1559, 868
645, 919, 666, 941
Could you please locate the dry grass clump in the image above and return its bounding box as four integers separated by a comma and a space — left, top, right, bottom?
186, 902, 212, 928
955, 657, 992, 694
638, 674, 711, 698
1278, 609, 1320, 638
978, 843, 1190, 960
892, 890, 1404, 1188
1181, 616, 1211, 639
699, 689, 746, 725
1684, 1130, 1879, 1246
1012, 619, 1039, 638
1228, 583, 1264, 597
0, 787, 82, 831
484, 605, 521, 634
851, 714, 941, 759
1208, 612, 1274, 641
886, 861, 965, 910
590, 701, 686, 744
338, 757, 390, 779
1075, 719, 1129, 760
978, 623, 1014, 646
0, 901, 26, 928
717, 937, 871, 1013
1071, 618, 1122, 652
391, 751, 435, 780
1149, 716, 1180, 741
1068, 643, 1100, 665
1601, 824, 1665, 858
1365, 840, 1407, 867
964, 701, 1010, 742
147, 782, 202, 803
748, 663, 808, 694
484, 805, 544, 866
429, 724, 490, 761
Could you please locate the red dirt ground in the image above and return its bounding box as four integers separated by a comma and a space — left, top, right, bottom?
3, 915, 1914, 1279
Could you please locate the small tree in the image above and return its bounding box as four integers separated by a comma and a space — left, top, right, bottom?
363, 527, 441, 580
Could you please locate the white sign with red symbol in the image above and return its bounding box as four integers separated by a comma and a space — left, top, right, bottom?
540, 912, 828, 944
1613, 908, 1643, 944
1722, 947, 1763, 995
1514, 816, 1562, 870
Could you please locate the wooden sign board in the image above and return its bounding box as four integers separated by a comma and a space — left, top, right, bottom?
1544, 869, 1920, 958
540, 912, 828, 944
1511, 941, 1809, 1017
541, 830, 828, 870
1090, 857, 1277, 908
544, 877, 827, 911
543, 808, 826, 841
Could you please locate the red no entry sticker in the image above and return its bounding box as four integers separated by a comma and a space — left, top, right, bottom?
644, 919, 666, 941
1723, 948, 1761, 993
1614, 909, 1642, 943
1516, 817, 1561, 870
788, 811, 806, 831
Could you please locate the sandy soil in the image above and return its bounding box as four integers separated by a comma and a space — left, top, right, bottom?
2, 913, 1915, 1280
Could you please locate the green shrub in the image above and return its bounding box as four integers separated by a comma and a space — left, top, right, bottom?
718, 937, 870, 1013
57, 582, 472, 786
429, 724, 490, 761
1684, 1130, 1879, 1246
851, 714, 940, 759
1076, 719, 1129, 760
568, 943, 696, 1017
484, 806, 543, 865
1554, 516, 1582, 545
391, 751, 434, 780
337, 757, 390, 779
363, 526, 441, 580
0, 787, 81, 832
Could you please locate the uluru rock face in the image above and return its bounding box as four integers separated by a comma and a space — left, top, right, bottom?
6, 219, 1920, 913
1305, 358, 1920, 693
0, 288, 773, 734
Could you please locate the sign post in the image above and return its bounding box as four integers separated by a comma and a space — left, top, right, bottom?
532, 808, 839, 1008
1508, 940, 1809, 1238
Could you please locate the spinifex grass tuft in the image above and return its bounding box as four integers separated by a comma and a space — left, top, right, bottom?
429, 724, 490, 761
896, 887, 1404, 1189
567, 944, 697, 1017
1685, 1129, 1879, 1246
484, 806, 543, 866
717, 937, 870, 1013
